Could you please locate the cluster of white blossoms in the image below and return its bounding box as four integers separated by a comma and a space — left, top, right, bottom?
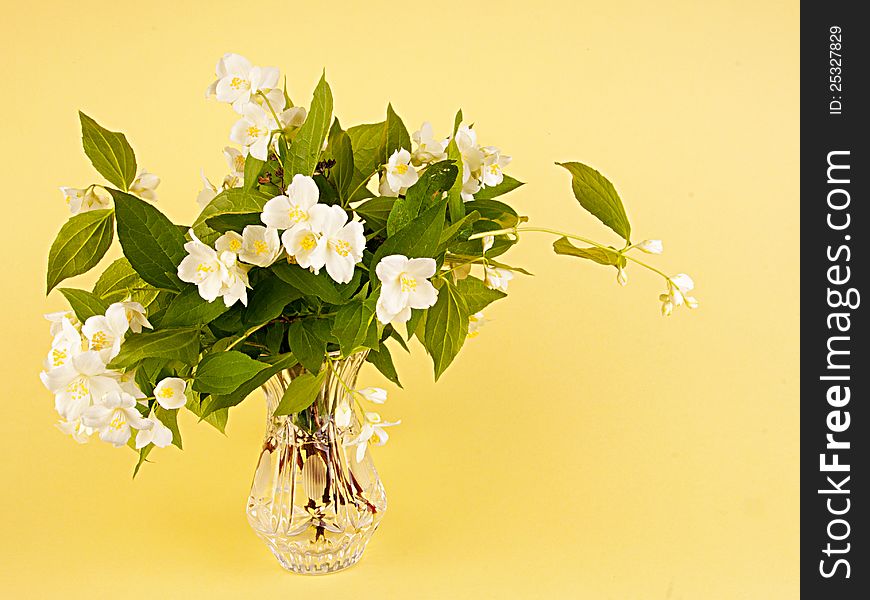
379, 121, 509, 201
335, 385, 400, 462
659, 273, 698, 316
39, 303, 182, 449
177, 230, 254, 307
206, 53, 307, 161
261, 174, 365, 284
60, 170, 160, 215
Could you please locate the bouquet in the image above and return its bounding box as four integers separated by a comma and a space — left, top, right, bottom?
40, 53, 697, 473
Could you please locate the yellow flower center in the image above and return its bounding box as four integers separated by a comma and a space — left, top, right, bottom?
253, 240, 269, 254
90, 331, 109, 351
489, 164, 500, 175
299, 233, 317, 251
158, 387, 175, 399
66, 378, 89, 400
400, 274, 417, 292
234, 156, 245, 171
331, 240, 351, 257
394, 163, 409, 175
247, 126, 262, 138
230, 76, 249, 90
288, 207, 308, 223
197, 263, 213, 274
51, 348, 67, 367
229, 239, 243, 252
109, 411, 126, 430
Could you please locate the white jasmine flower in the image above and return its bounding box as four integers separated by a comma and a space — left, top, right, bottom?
637, 239, 663, 254
283, 227, 326, 272
238, 225, 281, 267
44, 317, 84, 370
460, 175, 481, 202
660, 273, 698, 316
467, 312, 488, 338
177, 231, 226, 303
82, 391, 151, 448
335, 401, 353, 429
130, 169, 160, 201
279, 106, 307, 132
57, 417, 93, 444
153, 377, 187, 410
454, 125, 485, 173
135, 416, 174, 449
411, 122, 448, 165
210, 53, 280, 112
229, 103, 276, 161
45, 310, 79, 337
617, 267, 629, 287
374, 255, 439, 325
481, 235, 494, 253
480, 147, 511, 188
311, 205, 365, 284
196, 170, 219, 208
215, 231, 244, 254
223, 146, 246, 184
114, 370, 146, 400
355, 387, 387, 404
40, 351, 121, 421
59, 186, 110, 215
483, 266, 513, 292
383, 148, 419, 196
81, 303, 130, 362
261, 174, 320, 232
343, 412, 401, 463
115, 301, 152, 334
218, 251, 251, 307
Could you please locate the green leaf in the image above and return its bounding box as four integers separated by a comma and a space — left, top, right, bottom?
552, 237, 626, 268
243, 154, 265, 190
388, 160, 458, 236
405, 308, 426, 340
372, 200, 447, 268
473, 175, 524, 200
556, 162, 631, 241
329, 124, 354, 200
367, 345, 402, 387
445, 137, 465, 222
333, 301, 376, 357
274, 370, 328, 416
422, 280, 468, 380
385, 104, 411, 159
155, 406, 183, 449
287, 320, 326, 373
271, 263, 347, 305
463, 199, 519, 228
354, 197, 394, 232
284, 72, 333, 179
133, 444, 153, 478
204, 212, 262, 234
58, 288, 108, 321
93, 257, 143, 302
79, 112, 137, 191
192, 187, 272, 244
438, 210, 480, 248
46, 209, 114, 293
243, 276, 302, 325
193, 351, 269, 395
186, 393, 229, 433
159, 287, 229, 327
452, 109, 463, 134
347, 121, 387, 200
111, 189, 186, 290
108, 327, 200, 369
454, 276, 507, 314
204, 353, 297, 415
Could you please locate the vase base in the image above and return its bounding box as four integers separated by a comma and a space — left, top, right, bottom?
264, 538, 367, 575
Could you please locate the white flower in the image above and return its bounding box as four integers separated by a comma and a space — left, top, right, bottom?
196, 170, 219, 208
237, 225, 281, 267
59, 186, 110, 215
44, 317, 83, 370
44, 310, 79, 337
135, 416, 174, 449
311, 205, 365, 284
218, 250, 252, 307
130, 169, 160, 201
411, 122, 447, 166
57, 417, 93, 444
616, 267, 628, 287
480, 147, 511, 188
467, 312, 488, 339
154, 377, 187, 410
177, 231, 226, 303
229, 103, 276, 161
209, 53, 280, 113
81, 303, 130, 362
335, 401, 353, 429
355, 387, 387, 404
115, 301, 152, 334
454, 125, 485, 173
483, 266, 513, 292
343, 412, 401, 463
82, 391, 151, 448
261, 174, 320, 232
460, 176, 481, 202
215, 231, 244, 254
383, 148, 419, 196
637, 239, 663, 254
279, 106, 307, 132
660, 273, 698, 316
114, 369, 146, 400
40, 351, 121, 421
374, 255, 439, 325
222, 146, 247, 187
481, 235, 494, 253
283, 227, 326, 272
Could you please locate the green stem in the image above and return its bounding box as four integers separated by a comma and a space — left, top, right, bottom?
257, 90, 283, 127
225, 321, 270, 351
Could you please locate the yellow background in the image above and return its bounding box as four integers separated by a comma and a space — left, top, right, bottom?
0, 0, 799, 597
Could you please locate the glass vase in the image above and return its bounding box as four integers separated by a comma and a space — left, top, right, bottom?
245, 352, 387, 574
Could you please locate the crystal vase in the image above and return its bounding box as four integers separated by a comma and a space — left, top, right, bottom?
245, 352, 387, 574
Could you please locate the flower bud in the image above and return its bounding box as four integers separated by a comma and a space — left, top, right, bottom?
617, 267, 628, 287
637, 239, 663, 254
